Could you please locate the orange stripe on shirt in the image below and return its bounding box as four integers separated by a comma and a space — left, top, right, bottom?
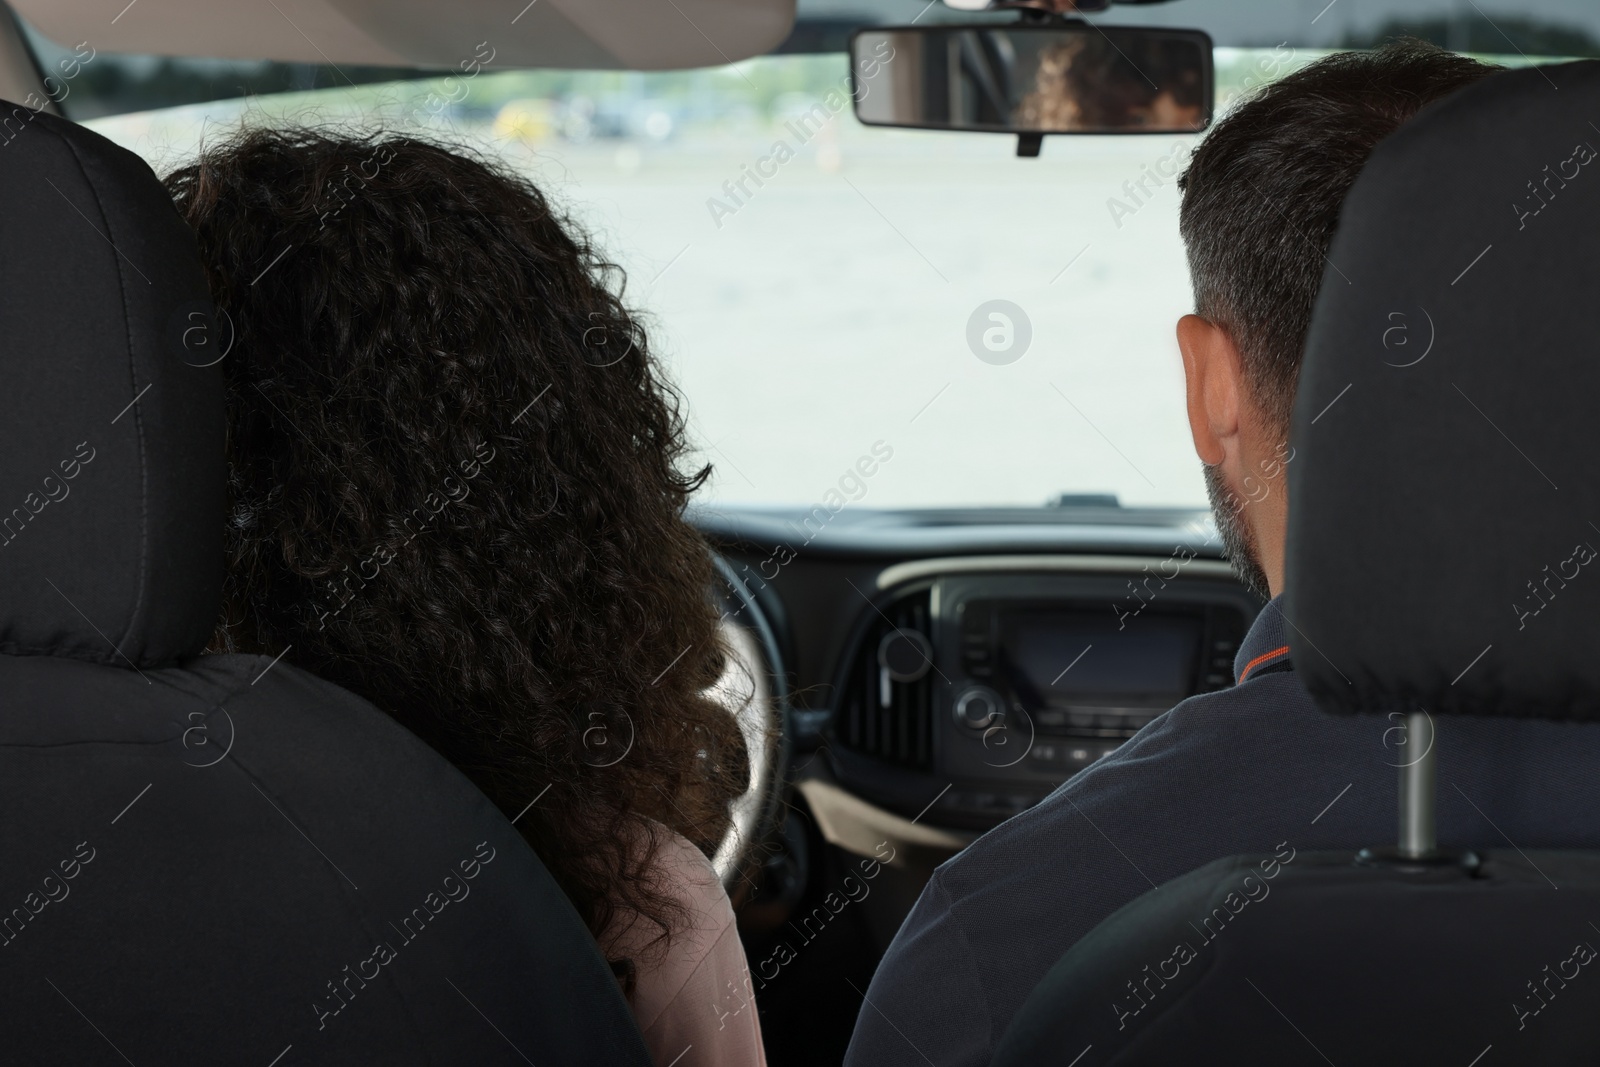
1237, 644, 1291, 684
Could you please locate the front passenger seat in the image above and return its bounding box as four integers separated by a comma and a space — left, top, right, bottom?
990, 58, 1600, 1066
0, 104, 649, 1066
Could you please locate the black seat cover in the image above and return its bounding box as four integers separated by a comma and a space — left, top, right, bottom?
1287, 64, 1600, 722
994, 59, 1600, 1067
0, 105, 649, 1065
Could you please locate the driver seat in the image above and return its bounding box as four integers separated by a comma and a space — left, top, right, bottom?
992, 58, 1600, 1065
0, 105, 650, 1065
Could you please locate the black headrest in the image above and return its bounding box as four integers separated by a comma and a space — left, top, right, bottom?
0, 103, 221, 667
1286, 60, 1600, 721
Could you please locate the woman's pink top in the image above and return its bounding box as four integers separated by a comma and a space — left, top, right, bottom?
604, 829, 767, 1067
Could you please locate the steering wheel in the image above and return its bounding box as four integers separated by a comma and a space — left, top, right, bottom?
706, 555, 790, 888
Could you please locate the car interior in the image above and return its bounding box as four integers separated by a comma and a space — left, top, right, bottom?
3, 0, 1599, 1064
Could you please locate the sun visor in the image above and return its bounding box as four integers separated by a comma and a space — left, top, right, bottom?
14, 0, 795, 71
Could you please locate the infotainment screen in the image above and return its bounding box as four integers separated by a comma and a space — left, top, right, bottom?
1000, 609, 1201, 706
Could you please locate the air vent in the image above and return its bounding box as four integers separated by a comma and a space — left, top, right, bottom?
836, 590, 934, 770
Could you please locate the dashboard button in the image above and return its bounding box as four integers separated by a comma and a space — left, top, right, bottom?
954, 687, 1003, 730
879, 629, 934, 682
1029, 743, 1059, 764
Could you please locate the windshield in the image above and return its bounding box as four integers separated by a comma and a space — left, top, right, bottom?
54, 49, 1415, 508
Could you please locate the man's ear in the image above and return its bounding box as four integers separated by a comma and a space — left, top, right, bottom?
1176, 314, 1244, 467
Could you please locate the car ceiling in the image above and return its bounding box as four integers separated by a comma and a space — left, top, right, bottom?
11, 0, 796, 70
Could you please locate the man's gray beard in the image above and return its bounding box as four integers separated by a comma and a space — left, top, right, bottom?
1204, 464, 1271, 601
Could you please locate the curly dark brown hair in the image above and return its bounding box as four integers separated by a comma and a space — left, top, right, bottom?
165, 127, 750, 970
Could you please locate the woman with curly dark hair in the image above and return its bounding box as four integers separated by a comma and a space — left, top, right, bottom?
166, 128, 766, 1066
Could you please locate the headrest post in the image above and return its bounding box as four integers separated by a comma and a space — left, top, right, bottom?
1397, 712, 1436, 859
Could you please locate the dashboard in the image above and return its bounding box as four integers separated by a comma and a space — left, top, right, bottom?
699, 503, 1263, 855
831, 562, 1257, 830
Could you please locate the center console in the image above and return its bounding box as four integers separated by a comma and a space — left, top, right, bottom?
828, 560, 1260, 829
939, 571, 1252, 783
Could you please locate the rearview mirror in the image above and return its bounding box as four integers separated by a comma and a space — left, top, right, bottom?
850, 23, 1213, 137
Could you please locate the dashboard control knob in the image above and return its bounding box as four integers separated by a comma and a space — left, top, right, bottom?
878, 629, 934, 707
954, 686, 1003, 730
878, 629, 934, 682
